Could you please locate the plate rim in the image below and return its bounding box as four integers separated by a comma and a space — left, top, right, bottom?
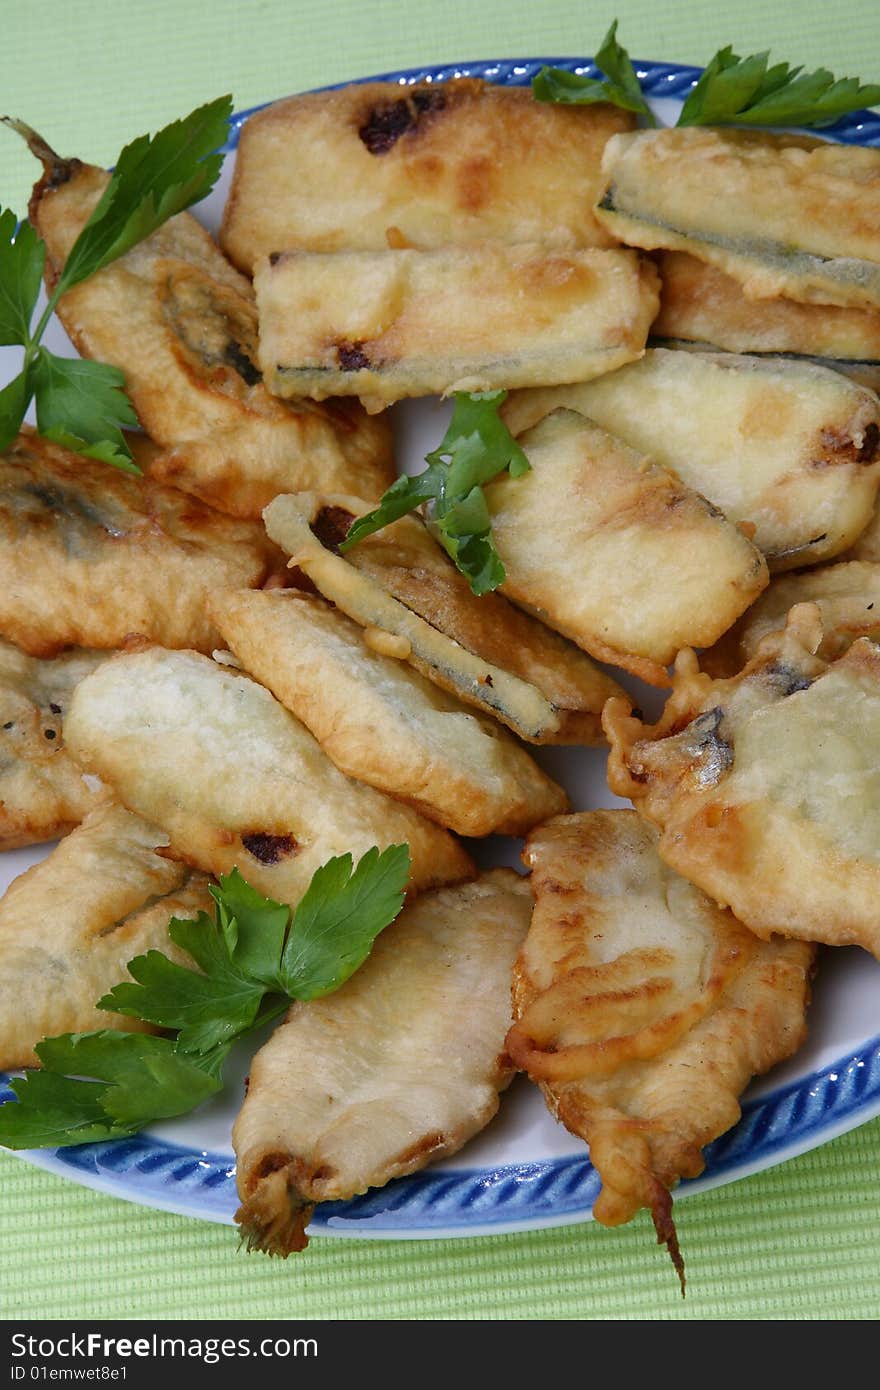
3, 53, 880, 1241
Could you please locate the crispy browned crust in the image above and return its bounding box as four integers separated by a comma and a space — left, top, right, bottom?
28, 153, 393, 519
221, 79, 634, 271
263, 492, 624, 744
509, 811, 814, 1287
605, 606, 880, 955
0, 429, 275, 657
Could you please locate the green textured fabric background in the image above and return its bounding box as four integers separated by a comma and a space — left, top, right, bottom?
1, 0, 880, 1322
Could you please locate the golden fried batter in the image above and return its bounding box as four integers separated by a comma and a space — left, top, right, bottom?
256, 245, 658, 411
508, 811, 813, 1287
0, 804, 211, 1067
234, 869, 532, 1254
263, 492, 624, 742
0, 641, 112, 848
63, 646, 473, 904
605, 605, 880, 956
27, 149, 393, 519
482, 410, 768, 684
0, 429, 276, 658
653, 251, 880, 389
703, 561, 880, 676
221, 79, 634, 271
502, 350, 880, 571
596, 127, 880, 310
210, 588, 567, 836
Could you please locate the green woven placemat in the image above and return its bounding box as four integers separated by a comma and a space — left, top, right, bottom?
1, 0, 879, 1322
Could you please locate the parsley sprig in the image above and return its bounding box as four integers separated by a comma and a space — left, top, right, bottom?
533, 21, 880, 129
0, 846, 410, 1149
341, 390, 529, 596
0, 95, 232, 469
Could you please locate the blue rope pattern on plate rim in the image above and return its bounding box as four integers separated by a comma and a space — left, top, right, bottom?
2, 57, 879, 1234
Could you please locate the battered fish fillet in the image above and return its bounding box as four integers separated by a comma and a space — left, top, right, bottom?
63, 647, 473, 904
234, 869, 532, 1255
596, 127, 880, 310
841, 502, 880, 563
209, 587, 568, 836
501, 350, 880, 571
26, 140, 392, 519
653, 251, 880, 390
508, 811, 813, 1287
0, 429, 277, 657
605, 605, 880, 956
221, 78, 634, 272
0, 804, 211, 1068
482, 410, 768, 685
703, 562, 880, 676
263, 492, 624, 743
256, 245, 659, 411
0, 641, 111, 848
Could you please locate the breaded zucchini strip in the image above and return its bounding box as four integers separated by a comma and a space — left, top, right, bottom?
508, 811, 813, 1287
482, 410, 768, 685
221, 79, 634, 272
209, 587, 568, 836
234, 869, 531, 1255
263, 492, 624, 743
256, 245, 659, 411
595, 128, 880, 311
653, 251, 880, 389
0, 430, 277, 658
0, 642, 111, 848
703, 561, 880, 676
26, 143, 392, 520
64, 647, 473, 903
0, 804, 211, 1068
605, 605, 880, 957
502, 349, 880, 571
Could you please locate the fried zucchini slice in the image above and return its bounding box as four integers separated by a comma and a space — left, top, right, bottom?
64, 647, 473, 904
0, 641, 112, 848
508, 811, 813, 1285
596, 128, 880, 311
704, 562, 880, 676
653, 251, 880, 389
502, 349, 880, 570
209, 587, 568, 836
221, 78, 634, 272
234, 869, 532, 1255
0, 430, 277, 657
482, 410, 768, 685
605, 605, 880, 956
0, 804, 211, 1068
256, 245, 659, 411
26, 143, 392, 519
263, 492, 624, 743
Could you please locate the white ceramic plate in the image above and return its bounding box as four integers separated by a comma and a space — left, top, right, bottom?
3, 57, 880, 1239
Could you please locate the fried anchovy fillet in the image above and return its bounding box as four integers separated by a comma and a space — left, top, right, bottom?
64, 646, 473, 902
0, 429, 278, 658
263, 492, 624, 743
596, 128, 880, 312
0, 641, 112, 848
234, 868, 532, 1255
605, 604, 880, 956
653, 251, 880, 389
209, 587, 568, 836
508, 810, 813, 1288
704, 562, 880, 676
221, 78, 634, 273
482, 410, 768, 685
26, 143, 392, 519
0, 803, 210, 1068
256, 245, 659, 411
501, 349, 880, 571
